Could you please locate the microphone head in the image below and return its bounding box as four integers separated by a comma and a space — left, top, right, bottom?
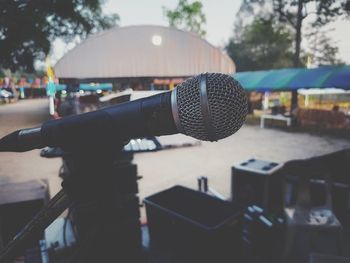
171, 73, 248, 141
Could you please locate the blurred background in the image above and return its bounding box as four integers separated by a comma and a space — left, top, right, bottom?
1, 0, 350, 262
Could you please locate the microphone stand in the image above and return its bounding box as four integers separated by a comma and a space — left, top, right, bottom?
0, 146, 144, 263
62, 148, 143, 263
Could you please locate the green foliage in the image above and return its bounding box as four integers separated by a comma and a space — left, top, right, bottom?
0, 0, 119, 72
306, 28, 344, 66
230, 0, 348, 69
163, 0, 206, 37
273, 0, 346, 27
0, 69, 45, 80
226, 17, 294, 72
271, 0, 348, 66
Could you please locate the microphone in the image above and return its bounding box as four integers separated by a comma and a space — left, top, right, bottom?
0, 73, 248, 153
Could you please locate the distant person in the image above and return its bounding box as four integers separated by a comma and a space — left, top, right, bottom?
10, 80, 18, 100
332, 105, 339, 112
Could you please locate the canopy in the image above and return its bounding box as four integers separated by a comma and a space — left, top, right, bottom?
54, 25, 235, 79
50, 83, 112, 92
234, 65, 350, 91
79, 83, 112, 91
55, 84, 67, 91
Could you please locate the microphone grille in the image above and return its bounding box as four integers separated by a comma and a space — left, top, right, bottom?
173, 73, 248, 141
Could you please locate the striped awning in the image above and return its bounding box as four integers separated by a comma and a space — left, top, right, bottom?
234, 65, 350, 91
79, 83, 113, 91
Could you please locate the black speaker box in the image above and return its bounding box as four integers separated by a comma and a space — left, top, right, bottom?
231, 159, 284, 213
0, 179, 49, 249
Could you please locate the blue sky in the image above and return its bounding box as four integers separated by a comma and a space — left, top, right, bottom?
52, 0, 350, 65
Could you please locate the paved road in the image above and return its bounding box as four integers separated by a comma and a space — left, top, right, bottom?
137, 124, 350, 203
0, 99, 49, 136
1, 99, 350, 220
0, 99, 62, 196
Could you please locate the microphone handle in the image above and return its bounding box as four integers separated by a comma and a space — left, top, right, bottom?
0, 128, 45, 152
0, 91, 177, 153
18, 127, 45, 151
41, 91, 177, 152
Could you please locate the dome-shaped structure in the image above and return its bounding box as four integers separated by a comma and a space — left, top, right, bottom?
54, 25, 235, 79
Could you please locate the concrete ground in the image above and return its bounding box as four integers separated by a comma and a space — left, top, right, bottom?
0, 99, 62, 196
137, 123, 350, 203
1, 99, 350, 219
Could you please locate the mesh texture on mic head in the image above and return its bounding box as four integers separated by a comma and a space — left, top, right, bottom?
174, 73, 248, 141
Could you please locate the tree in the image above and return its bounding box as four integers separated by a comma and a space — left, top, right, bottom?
272, 0, 347, 67
272, 0, 348, 110
0, 0, 119, 72
226, 17, 294, 72
163, 0, 206, 37
306, 28, 344, 66
238, 0, 348, 110
237, 0, 348, 67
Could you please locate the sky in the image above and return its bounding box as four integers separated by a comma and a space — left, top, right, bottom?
52, 0, 350, 65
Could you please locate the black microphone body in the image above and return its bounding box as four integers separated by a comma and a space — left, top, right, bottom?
43, 91, 176, 152
0, 92, 175, 152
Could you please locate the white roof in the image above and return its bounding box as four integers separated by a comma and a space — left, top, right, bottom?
54, 25, 235, 79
